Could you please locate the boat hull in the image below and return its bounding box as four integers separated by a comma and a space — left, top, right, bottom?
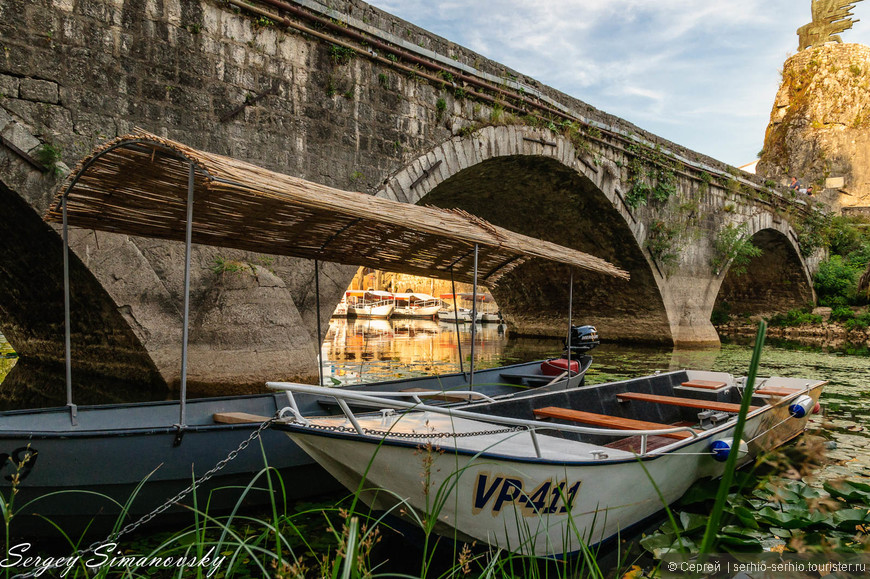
0, 359, 589, 538
437, 309, 473, 322
347, 303, 395, 318
393, 304, 442, 318
280, 375, 823, 557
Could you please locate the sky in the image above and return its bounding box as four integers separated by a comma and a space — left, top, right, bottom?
365, 0, 870, 168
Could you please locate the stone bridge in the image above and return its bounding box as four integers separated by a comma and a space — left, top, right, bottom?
0, 0, 821, 399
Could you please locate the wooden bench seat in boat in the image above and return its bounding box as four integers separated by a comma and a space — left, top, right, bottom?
754, 387, 799, 397
532, 406, 696, 440
680, 379, 727, 390
213, 412, 271, 424
616, 392, 759, 413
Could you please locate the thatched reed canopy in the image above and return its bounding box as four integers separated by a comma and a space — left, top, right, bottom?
46, 131, 629, 285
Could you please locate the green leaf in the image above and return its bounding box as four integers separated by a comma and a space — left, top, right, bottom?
640, 532, 676, 554
756, 506, 816, 529
824, 479, 870, 502
725, 506, 760, 529
832, 508, 870, 530
716, 533, 763, 551
679, 512, 709, 534
678, 478, 722, 506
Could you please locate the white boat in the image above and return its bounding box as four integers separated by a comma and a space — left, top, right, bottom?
345, 290, 395, 318
437, 293, 473, 322
475, 311, 501, 323
437, 307, 473, 322
392, 293, 442, 318
270, 370, 825, 557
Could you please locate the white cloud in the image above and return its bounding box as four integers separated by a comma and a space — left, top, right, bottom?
366, 0, 870, 165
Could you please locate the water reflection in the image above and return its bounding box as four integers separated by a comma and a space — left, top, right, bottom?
3, 312, 869, 483
321, 318, 515, 385
321, 321, 870, 483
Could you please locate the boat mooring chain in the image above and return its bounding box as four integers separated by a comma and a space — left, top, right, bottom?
297, 419, 527, 439
12, 417, 276, 579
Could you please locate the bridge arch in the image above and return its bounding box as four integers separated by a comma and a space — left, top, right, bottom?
713, 215, 815, 321
376, 125, 672, 343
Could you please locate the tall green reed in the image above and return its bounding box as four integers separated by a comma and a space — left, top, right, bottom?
699, 321, 766, 554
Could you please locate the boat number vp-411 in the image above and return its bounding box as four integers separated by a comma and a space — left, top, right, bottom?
472, 472, 581, 517
0, 446, 38, 482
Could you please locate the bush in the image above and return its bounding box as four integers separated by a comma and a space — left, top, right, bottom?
830, 306, 856, 322
767, 309, 823, 327
814, 255, 861, 307
711, 302, 731, 326
845, 312, 870, 331
828, 216, 870, 256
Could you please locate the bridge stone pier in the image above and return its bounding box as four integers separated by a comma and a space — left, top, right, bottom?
0, 0, 820, 397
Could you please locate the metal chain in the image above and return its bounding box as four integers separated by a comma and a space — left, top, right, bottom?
299, 419, 526, 439
12, 417, 276, 579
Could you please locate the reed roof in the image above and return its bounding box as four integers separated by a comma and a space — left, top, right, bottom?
45, 131, 629, 285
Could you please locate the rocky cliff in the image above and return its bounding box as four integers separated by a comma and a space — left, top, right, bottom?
758, 43, 870, 209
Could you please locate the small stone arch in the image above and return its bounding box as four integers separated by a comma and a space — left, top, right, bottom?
375, 125, 673, 342
713, 214, 815, 320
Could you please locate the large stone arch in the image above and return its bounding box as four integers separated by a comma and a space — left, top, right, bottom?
375, 125, 672, 343
713, 214, 815, 319
0, 179, 167, 407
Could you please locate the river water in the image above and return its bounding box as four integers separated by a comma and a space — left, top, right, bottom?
321, 318, 870, 484
1, 320, 867, 483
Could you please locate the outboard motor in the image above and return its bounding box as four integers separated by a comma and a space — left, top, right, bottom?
565, 325, 600, 354
540, 325, 599, 382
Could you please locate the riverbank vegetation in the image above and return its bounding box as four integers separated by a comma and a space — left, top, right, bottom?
715, 214, 870, 336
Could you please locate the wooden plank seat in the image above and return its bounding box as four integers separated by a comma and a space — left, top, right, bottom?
532, 406, 696, 440
616, 392, 759, 413
681, 379, 727, 390
754, 387, 799, 397
213, 412, 271, 424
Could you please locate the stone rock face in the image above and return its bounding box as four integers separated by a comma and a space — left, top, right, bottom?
758, 43, 870, 209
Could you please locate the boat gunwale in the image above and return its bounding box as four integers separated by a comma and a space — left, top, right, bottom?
0, 359, 580, 437
274, 379, 825, 466
0, 359, 550, 418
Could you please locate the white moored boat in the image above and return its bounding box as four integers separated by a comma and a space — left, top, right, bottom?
437, 308, 473, 322
392, 293, 442, 318
345, 290, 395, 318
270, 370, 825, 557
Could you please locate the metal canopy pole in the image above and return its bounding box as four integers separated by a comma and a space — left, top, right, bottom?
178, 163, 195, 429
469, 244, 479, 387
567, 269, 574, 378
314, 259, 324, 386
450, 268, 464, 374
62, 195, 77, 426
